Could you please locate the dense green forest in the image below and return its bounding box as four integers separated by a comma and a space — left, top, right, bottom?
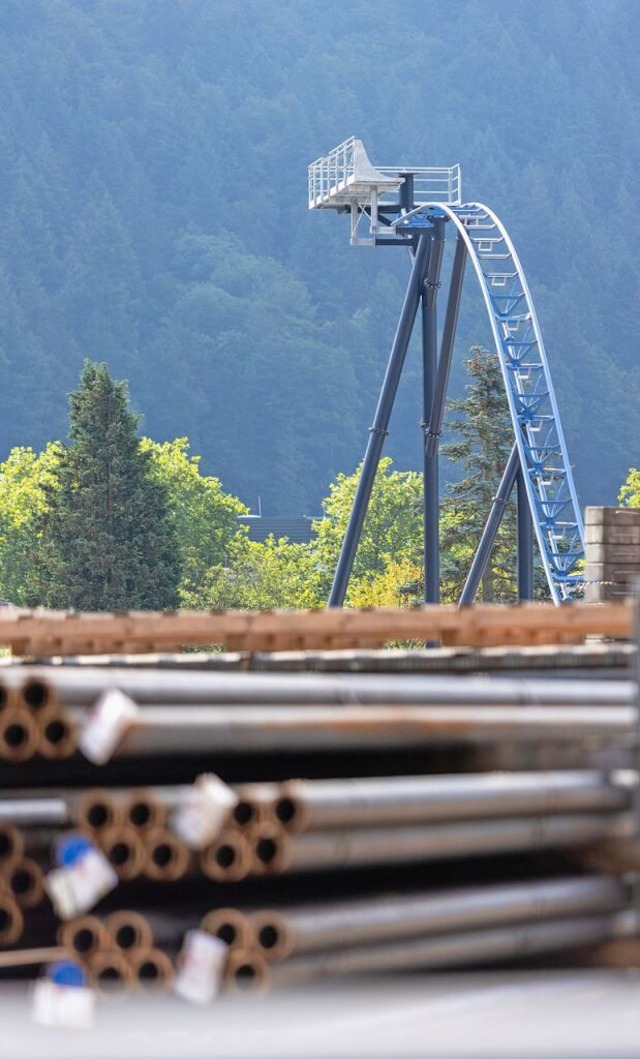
0, 0, 638, 515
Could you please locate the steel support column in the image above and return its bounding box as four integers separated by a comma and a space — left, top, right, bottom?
328, 234, 431, 607
422, 220, 446, 604
517, 466, 534, 601
459, 444, 520, 606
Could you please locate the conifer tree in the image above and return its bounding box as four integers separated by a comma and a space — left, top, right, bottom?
441, 347, 516, 602
34, 361, 180, 610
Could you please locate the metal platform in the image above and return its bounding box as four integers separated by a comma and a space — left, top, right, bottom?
308, 137, 461, 245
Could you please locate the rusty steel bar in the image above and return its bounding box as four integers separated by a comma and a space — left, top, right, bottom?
95, 703, 639, 758
272, 772, 631, 833
249, 875, 626, 962
13, 665, 637, 709
251, 813, 630, 875
0, 946, 71, 970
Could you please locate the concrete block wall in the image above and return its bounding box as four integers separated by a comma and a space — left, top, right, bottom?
584, 506, 640, 602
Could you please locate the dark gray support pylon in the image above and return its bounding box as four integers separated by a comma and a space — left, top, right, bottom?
422, 221, 446, 604
328, 234, 431, 607
424, 233, 467, 604
459, 444, 520, 606
517, 467, 534, 601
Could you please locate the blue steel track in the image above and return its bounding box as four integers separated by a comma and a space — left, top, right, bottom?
397, 203, 585, 604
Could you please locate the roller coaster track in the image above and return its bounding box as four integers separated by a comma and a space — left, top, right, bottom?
397, 203, 585, 604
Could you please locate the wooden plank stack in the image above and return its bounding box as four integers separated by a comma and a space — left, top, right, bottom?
585, 507, 640, 602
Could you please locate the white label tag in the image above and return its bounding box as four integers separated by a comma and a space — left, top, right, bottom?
45, 848, 118, 919
78, 689, 139, 764
31, 980, 96, 1029
173, 929, 227, 1005
170, 774, 239, 851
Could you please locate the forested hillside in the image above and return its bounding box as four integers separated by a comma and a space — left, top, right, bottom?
0, 0, 637, 513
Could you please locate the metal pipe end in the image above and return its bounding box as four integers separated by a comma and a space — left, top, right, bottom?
0, 894, 23, 946
200, 830, 251, 883
104, 910, 153, 953
129, 946, 175, 992
58, 915, 110, 957
223, 949, 270, 994
75, 789, 122, 833
37, 708, 77, 760
98, 826, 146, 882
201, 908, 254, 950
248, 825, 290, 875
9, 857, 45, 909
0, 708, 38, 763
250, 910, 295, 962
143, 828, 191, 883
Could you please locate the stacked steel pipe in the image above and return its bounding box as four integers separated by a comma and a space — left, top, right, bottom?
0, 657, 637, 998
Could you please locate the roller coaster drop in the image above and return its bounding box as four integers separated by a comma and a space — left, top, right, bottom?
308, 139, 585, 606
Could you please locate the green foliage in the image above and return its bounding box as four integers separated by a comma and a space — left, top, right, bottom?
188, 536, 323, 611
311, 457, 423, 605
0, 443, 62, 604
32, 362, 180, 611
140, 437, 248, 603
619, 468, 640, 507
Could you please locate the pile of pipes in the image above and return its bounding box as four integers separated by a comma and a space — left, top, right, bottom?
0, 660, 637, 997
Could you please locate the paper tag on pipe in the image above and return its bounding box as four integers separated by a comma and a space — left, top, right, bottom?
45, 846, 118, 919
170, 774, 238, 850
31, 979, 96, 1029
78, 688, 139, 764
173, 929, 227, 1005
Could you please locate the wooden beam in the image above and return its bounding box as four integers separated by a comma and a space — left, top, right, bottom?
0, 601, 632, 657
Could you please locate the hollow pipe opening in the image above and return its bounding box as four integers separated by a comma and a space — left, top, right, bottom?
152, 843, 173, 869
256, 837, 277, 866
233, 802, 255, 828
44, 719, 65, 744
4, 723, 26, 749
234, 961, 259, 989
215, 844, 236, 869
73, 928, 96, 955
86, 803, 111, 830
109, 842, 132, 868
10, 868, 31, 896
258, 924, 279, 951
275, 798, 297, 826
0, 898, 22, 946
22, 681, 50, 711
116, 925, 137, 950
128, 801, 152, 828
217, 922, 237, 945
0, 826, 19, 865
